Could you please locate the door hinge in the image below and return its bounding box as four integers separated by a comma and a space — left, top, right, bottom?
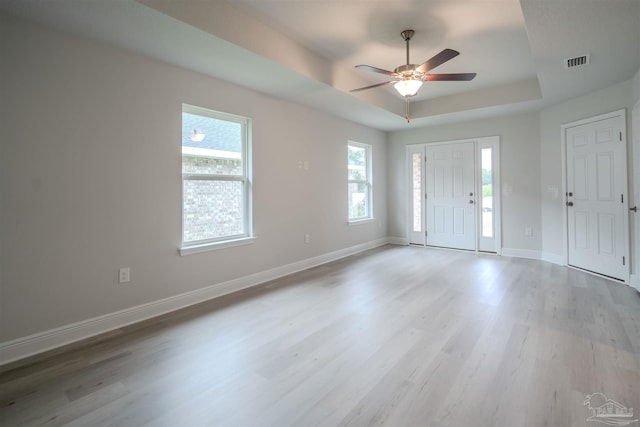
621, 194, 624, 203
619, 131, 622, 141
623, 256, 625, 266
425, 193, 428, 199
425, 230, 428, 237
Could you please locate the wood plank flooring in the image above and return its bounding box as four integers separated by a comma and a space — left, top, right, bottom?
1, 245, 639, 426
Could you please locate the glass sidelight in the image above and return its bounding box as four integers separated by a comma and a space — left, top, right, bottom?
481, 147, 493, 238
412, 152, 423, 233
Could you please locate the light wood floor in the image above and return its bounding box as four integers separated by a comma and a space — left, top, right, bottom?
1, 246, 640, 427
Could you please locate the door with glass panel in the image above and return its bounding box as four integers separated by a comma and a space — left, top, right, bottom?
407, 138, 499, 252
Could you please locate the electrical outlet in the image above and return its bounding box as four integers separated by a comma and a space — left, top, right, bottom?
119, 267, 130, 283
525, 227, 533, 237
304, 233, 310, 244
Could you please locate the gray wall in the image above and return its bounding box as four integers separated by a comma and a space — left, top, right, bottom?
387, 112, 541, 254
634, 68, 640, 104
0, 16, 387, 342
2, 11, 639, 351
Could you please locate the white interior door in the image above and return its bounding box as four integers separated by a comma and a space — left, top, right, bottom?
632, 102, 640, 289
426, 142, 476, 250
566, 113, 628, 280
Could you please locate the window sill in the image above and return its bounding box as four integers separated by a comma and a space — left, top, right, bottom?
179, 236, 256, 256
348, 218, 375, 226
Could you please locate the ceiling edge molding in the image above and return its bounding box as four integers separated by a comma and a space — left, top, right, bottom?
410, 77, 542, 119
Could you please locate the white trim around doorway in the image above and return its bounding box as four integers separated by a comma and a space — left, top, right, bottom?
406, 136, 501, 254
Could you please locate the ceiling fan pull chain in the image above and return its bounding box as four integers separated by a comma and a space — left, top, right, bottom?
405, 98, 411, 123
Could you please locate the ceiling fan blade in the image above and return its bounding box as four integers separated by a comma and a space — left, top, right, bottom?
355, 64, 399, 77
350, 80, 396, 93
422, 73, 477, 81
415, 49, 460, 74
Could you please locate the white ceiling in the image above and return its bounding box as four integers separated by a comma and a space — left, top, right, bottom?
231, 0, 537, 101
1, 0, 639, 131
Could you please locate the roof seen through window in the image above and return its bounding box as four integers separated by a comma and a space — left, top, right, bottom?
182, 112, 241, 153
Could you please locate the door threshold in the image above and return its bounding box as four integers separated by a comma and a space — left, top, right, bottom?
411, 245, 478, 254
427, 245, 476, 252
567, 264, 626, 284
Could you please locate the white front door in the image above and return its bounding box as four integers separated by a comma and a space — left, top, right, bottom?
566, 113, 628, 280
426, 142, 476, 250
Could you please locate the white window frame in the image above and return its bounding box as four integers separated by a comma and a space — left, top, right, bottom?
179, 104, 253, 255
347, 141, 373, 224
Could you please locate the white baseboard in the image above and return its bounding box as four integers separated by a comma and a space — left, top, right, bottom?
0, 238, 390, 366
387, 236, 409, 245
630, 274, 639, 290
501, 248, 542, 260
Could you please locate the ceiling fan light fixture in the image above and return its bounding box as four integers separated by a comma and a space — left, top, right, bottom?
394, 79, 422, 97
350, 30, 475, 122
190, 129, 206, 142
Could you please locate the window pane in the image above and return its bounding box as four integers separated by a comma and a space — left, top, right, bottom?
182, 156, 242, 175
348, 166, 366, 181
182, 112, 242, 175
183, 180, 244, 242
348, 145, 366, 166
348, 182, 369, 219
481, 148, 493, 238
348, 145, 366, 180
412, 152, 422, 232
347, 142, 372, 221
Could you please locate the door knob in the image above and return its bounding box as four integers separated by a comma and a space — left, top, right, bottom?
631, 206, 638, 212
469, 200, 474, 204
566, 201, 574, 207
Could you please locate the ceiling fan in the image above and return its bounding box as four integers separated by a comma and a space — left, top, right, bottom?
350, 30, 476, 122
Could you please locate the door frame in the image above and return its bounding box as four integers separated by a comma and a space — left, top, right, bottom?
406, 136, 501, 253
631, 101, 640, 289
561, 108, 630, 282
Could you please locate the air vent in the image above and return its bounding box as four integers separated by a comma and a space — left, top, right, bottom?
564, 54, 591, 69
